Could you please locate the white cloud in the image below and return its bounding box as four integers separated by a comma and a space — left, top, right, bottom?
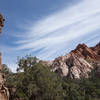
14, 0, 100, 55
2, 0, 100, 71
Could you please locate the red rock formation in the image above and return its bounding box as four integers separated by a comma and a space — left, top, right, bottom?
71, 43, 100, 61
50, 42, 100, 79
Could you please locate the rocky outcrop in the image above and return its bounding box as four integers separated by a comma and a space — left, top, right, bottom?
42, 60, 53, 66
91, 61, 100, 78
51, 53, 93, 79
0, 53, 2, 71
0, 72, 9, 100
0, 14, 9, 100
90, 42, 100, 56
50, 42, 100, 79
0, 57, 9, 100
0, 13, 5, 34
71, 43, 100, 61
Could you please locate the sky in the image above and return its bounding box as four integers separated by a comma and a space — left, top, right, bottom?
0, 0, 100, 72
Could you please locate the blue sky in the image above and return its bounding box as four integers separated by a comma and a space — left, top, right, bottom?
0, 0, 100, 72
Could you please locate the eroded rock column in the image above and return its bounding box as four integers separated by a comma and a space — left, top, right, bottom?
0, 13, 9, 100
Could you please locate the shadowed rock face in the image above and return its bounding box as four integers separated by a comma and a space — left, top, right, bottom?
90, 42, 100, 56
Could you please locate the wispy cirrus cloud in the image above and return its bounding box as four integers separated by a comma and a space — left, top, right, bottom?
13, 0, 100, 59
1, 0, 100, 72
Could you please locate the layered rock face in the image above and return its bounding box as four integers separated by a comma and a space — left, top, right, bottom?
71, 43, 100, 61
51, 53, 93, 79
0, 14, 9, 100
91, 42, 100, 57
50, 42, 100, 79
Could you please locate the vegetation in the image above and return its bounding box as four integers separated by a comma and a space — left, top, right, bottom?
3, 56, 100, 100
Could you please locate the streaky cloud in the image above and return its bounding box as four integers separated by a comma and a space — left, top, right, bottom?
2, 0, 100, 71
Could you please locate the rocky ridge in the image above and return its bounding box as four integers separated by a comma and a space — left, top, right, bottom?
50, 43, 100, 79
71, 43, 100, 61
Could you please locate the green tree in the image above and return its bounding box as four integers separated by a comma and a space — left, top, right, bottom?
15, 56, 65, 100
